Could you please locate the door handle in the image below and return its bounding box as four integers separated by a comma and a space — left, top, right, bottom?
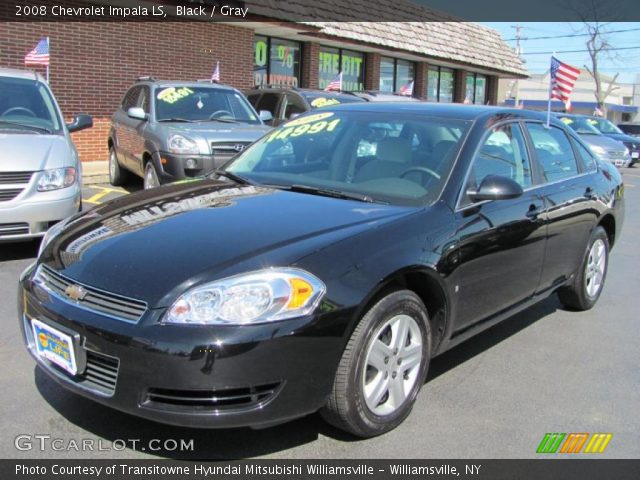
526, 203, 544, 219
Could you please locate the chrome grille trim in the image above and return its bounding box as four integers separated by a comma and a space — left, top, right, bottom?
0, 171, 33, 184
0, 222, 29, 236
34, 265, 147, 323
0, 188, 23, 202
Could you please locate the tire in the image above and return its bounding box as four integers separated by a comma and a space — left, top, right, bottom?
321, 289, 431, 438
558, 226, 609, 311
143, 161, 161, 190
108, 147, 130, 186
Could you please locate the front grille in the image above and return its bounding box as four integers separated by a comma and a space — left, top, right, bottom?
144, 382, 281, 412
0, 171, 33, 184
0, 188, 23, 202
35, 265, 148, 323
607, 150, 628, 160
210, 141, 251, 166
81, 350, 119, 395
0, 222, 29, 236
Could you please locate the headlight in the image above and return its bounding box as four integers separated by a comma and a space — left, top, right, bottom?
167, 134, 200, 154
589, 145, 606, 157
37, 167, 76, 192
38, 217, 70, 257
165, 268, 326, 325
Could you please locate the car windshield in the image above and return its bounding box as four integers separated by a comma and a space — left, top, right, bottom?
224, 110, 470, 206
154, 86, 260, 124
558, 116, 601, 135
0, 76, 61, 133
302, 92, 366, 109
588, 117, 624, 134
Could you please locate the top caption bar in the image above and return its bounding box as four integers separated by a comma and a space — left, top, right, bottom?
2, 0, 640, 22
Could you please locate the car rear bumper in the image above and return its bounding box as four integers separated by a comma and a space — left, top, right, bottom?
18, 268, 348, 429
0, 186, 80, 241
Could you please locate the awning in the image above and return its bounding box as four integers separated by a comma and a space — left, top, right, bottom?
503, 99, 638, 113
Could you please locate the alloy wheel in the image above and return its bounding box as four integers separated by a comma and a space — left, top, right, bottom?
585, 238, 607, 299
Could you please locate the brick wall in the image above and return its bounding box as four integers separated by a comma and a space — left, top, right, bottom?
0, 22, 255, 162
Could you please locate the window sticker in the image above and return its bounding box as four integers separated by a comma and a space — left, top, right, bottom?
157, 87, 195, 104
560, 117, 574, 125
266, 116, 341, 143
284, 111, 334, 127
310, 97, 341, 108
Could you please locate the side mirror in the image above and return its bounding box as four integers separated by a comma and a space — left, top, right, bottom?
66, 114, 93, 133
466, 175, 523, 202
127, 107, 148, 121
258, 110, 273, 122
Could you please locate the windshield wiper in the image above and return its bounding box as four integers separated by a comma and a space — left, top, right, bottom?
0, 120, 52, 133
210, 169, 253, 185
157, 118, 196, 123
269, 183, 375, 203
206, 118, 240, 124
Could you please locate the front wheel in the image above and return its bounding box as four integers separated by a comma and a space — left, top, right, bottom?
108, 147, 130, 186
558, 226, 609, 310
143, 161, 161, 190
321, 290, 431, 437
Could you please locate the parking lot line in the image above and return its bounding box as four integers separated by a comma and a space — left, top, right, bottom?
84, 186, 128, 205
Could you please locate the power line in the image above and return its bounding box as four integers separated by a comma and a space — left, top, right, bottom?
522, 45, 640, 55
503, 27, 640, 42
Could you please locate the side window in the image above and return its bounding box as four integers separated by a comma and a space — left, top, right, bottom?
247, 94, 261, 108
255, 93, 280, 117
526, 123, 579, 182
121, 86, 141, 111
574, 140, 598, 172
465, 123, 532, 202
138, 86, 150, 113
283, 94, 306, 120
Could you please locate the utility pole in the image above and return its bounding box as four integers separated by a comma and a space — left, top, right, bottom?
511, 25, 524, 108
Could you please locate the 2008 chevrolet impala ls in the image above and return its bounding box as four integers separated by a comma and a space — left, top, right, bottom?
19, 104, 624, 437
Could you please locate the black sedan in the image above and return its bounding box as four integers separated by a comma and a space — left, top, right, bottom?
19, 104, 624, 438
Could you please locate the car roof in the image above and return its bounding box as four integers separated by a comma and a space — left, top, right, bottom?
0, 67, 44, 82
139, 80, 238, 92
322, 102, 557, 122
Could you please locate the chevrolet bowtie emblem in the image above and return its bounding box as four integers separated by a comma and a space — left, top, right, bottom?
233, 144, 246, 152
65, 284, 87, 301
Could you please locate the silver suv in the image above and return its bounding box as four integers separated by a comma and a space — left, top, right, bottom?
108, 78, 272, 189
0, 68, 92, 241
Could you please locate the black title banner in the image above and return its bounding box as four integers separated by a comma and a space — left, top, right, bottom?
1, 0, 639, 22
3, 459, 640, 480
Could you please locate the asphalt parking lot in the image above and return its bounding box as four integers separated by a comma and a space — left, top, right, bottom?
1, 171, 639, 460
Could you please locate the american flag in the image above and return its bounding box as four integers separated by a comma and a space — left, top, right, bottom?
550, 56, 580, 104
24, 38, 50, 67
324, 72, 342, 92
399, 81, 414, 96
211, 61, 220, 82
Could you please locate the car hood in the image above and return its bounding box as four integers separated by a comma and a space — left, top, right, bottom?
578, 133, 625, 151
41, 180, 414, 307
166, 122, 271, 142
602, 132, 640, 147
0, 133, 74, 172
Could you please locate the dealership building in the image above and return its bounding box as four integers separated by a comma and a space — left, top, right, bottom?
0, 1, 527, 163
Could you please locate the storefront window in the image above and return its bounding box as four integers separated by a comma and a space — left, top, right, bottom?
427, 66, 454, 103
379, 57, 395, 92
379, 57, 415, 94
318, 47, 365, 91
253, 36, 301, 87
465, 72, 487, 104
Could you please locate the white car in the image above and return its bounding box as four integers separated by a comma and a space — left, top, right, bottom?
0, 68, 92, 241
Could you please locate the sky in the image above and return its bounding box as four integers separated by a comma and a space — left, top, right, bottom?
482, 22, 640, 84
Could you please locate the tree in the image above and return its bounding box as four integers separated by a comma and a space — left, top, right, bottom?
582, 22, 620, 116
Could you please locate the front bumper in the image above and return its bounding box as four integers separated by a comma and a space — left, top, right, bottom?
155, 151, 236, 184
0, 185, 80, 241
18, 268, 347, 429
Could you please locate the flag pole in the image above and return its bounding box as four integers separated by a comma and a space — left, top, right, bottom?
546, 55, 553, 128
46, 37, 50, 83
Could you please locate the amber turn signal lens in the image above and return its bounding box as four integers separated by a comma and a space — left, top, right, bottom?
287, 278, 313, 309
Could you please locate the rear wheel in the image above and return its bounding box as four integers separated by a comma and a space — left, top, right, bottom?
558, 226, 609, 310
108, 147, 130, 186
321, 290, 431, 437
143, 161, 160, 190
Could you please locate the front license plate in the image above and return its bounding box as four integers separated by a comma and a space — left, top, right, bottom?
632, 152, 639, 159
31, 319, 78, 375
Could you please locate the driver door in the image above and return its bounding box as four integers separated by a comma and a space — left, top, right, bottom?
448, 122, 547, 332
